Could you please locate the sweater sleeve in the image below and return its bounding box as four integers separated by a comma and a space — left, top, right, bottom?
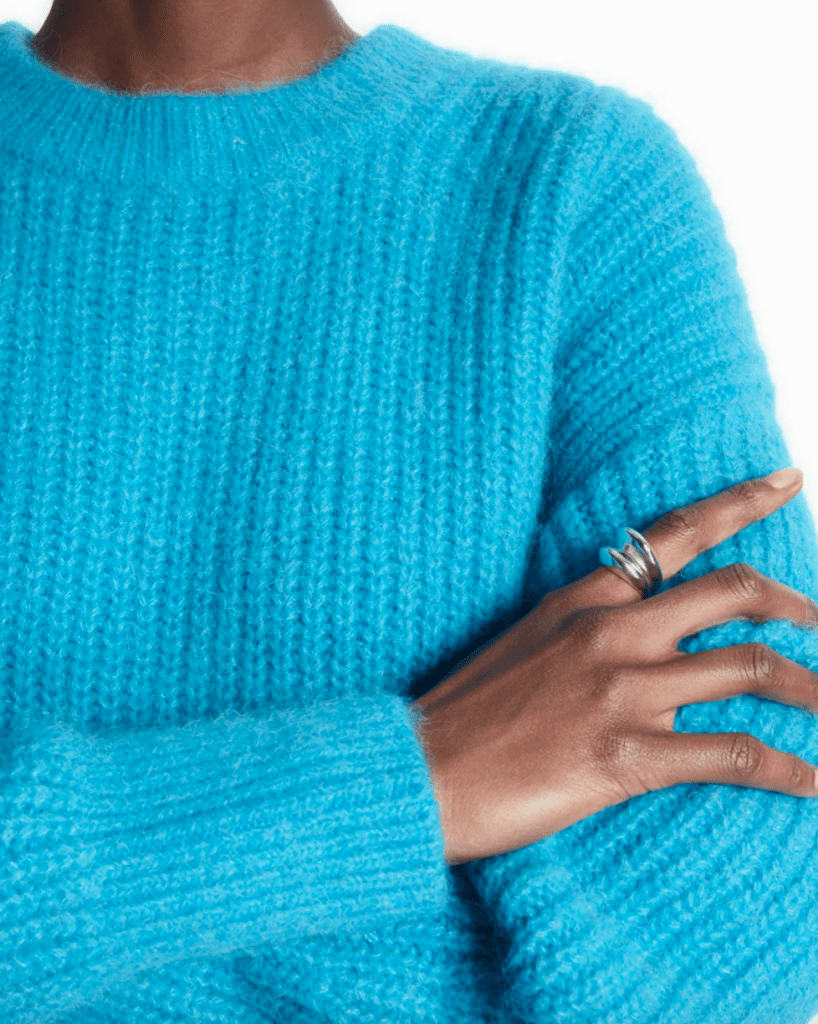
0, 690, 451, 1022
464, 89, 818, 1024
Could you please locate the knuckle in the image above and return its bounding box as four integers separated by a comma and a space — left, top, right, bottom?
727, 732, 764, 780
743, 642, 781, 689
720, 561, 763, 603
589, 663, 631, 707
789, 756, 808, 792
567, 607, 615, 654
655, 503, 705, 542
592, 727, 639, 772
728, 477, 766, 512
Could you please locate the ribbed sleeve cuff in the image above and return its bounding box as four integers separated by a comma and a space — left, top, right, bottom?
0, 692, 451, 1020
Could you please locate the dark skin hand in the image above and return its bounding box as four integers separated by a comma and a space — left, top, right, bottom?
28, 0, 360, 95
415, 468, 818, 865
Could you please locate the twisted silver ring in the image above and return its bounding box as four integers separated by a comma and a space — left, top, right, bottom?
599, 527, 664, 599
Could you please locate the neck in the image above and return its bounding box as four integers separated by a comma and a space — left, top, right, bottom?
28, 0, 360, 95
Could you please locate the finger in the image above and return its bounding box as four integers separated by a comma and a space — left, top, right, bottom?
581, 468, 804, 607
636, 729, 818, 799
637, 644, 818, 718
642, 562, 818, 652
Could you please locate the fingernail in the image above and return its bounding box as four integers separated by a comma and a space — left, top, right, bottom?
763, 467, 802, 489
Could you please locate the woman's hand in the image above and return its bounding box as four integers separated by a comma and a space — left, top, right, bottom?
414, 468, 818, 866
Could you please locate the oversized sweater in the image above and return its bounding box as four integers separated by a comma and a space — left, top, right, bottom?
1, 16, 817, 1024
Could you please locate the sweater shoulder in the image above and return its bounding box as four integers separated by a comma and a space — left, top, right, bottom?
413, 34, 702, 202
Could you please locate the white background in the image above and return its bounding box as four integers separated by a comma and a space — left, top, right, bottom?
3, 0, 817, 516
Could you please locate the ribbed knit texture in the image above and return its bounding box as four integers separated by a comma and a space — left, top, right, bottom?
0, 17, 817, 1023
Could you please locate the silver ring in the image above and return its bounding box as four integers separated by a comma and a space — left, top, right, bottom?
599, 527, 664, 598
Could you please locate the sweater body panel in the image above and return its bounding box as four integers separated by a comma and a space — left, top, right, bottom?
2, 17, 818, 1024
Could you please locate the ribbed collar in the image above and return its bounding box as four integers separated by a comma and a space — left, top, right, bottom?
0, 19, 445, 186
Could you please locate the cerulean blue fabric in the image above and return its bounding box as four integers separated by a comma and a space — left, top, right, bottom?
0, 18, 817, 1023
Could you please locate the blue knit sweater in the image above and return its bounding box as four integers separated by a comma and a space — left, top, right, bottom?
1, 17, 817, 1023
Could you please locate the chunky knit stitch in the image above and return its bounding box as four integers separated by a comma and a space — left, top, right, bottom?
0, 17, 817, 1024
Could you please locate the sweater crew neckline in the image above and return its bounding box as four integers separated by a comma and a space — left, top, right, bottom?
0, 19, 437, 185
